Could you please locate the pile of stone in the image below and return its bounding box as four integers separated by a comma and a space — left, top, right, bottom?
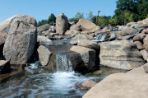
0, 13, 148, 85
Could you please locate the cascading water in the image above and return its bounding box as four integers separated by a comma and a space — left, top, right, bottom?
0, 39, 126, 98
56, 52, 73, 72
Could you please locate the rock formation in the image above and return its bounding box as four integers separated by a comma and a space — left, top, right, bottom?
3, 16, 37, 64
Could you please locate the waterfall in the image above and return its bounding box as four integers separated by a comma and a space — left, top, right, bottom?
56, 52, 73, 72
48, 39, 73, 72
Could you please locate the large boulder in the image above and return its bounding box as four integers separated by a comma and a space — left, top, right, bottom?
3, 16, 37, 64
99, 40, 145, 70
69, 46, 96, 71
116, 26, 138, 40
56, 13, 69, 35
76, 19, 98, 33
83, 67, 148, 98
37, 24, 50, 34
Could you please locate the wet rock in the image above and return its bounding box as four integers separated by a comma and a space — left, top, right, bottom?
24, 61, 41, 74
56, 13, 69, 35
95, 32, 110, 42
99, 40, 145, 70
37, 45, 52, 66
3, 16, 37, 64
77, 80, 96, 90
83, 68, 148, 98
70, 46, 96, 72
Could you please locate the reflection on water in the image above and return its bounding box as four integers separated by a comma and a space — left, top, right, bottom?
0, 66, 126, 98
0, 71, 99, 98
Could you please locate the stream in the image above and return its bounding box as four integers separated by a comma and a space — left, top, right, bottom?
0, 66, 126, 98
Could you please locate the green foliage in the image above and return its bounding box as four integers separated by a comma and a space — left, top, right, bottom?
48, 13, 56, 25
38, 0, 148, 27
109, 16, 118, 26
69, 12, 84, 22
37, 19, 48, 27
114, 0, 148, 25
75, 12, 84, 19
92, 16, 110, 28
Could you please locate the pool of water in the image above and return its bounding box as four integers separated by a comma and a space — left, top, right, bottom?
0, 66, 126, 98
0, 71, 99, 98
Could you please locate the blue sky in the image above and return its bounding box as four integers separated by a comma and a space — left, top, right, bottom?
0, 0, 117, 22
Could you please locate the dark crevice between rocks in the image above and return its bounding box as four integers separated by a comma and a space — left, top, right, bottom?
28, 42, 39, 63
0, 44, 5, 60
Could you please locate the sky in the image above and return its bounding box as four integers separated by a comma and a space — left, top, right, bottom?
0, 0, 117, 22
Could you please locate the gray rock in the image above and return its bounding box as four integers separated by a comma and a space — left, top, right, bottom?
116, 26, 138, 40
56, 13, 69, 35
0, 32, 7, 46
37, 45, 52, 66
3, 16, 37, 64
70, 24, 82, 31
37, 24, 50, 34
37, 35, 53, 46
83, 67, 148, 98
99, 40, 145, 70
69, 46, 96, 71
95, 32, 110, 42
78, 40, 99, 50
70, 33, 93, 45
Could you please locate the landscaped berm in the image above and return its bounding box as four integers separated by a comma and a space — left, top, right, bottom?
0, 0, 148, 98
